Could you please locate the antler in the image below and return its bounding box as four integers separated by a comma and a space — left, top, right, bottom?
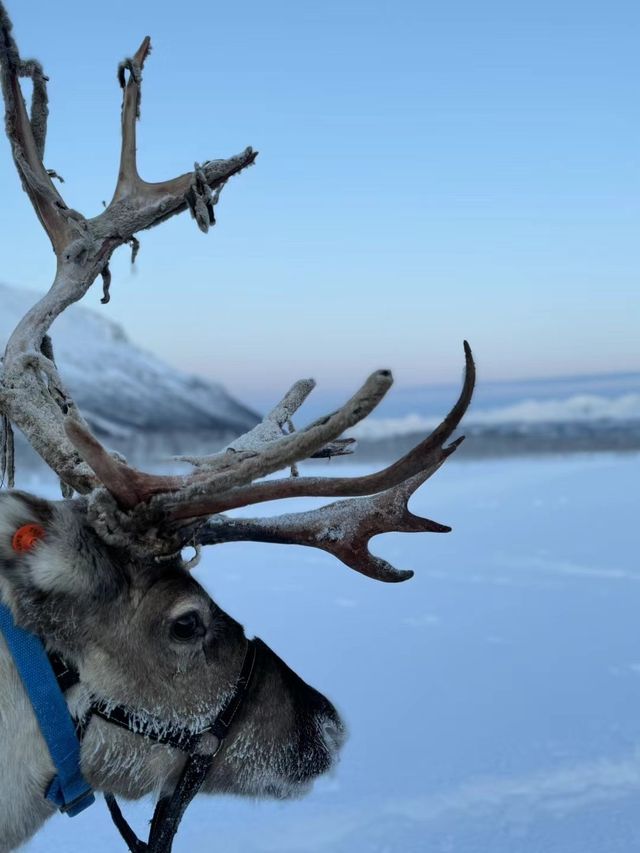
159, 342, 474, 520
0, 4, 476, 584
0, 4, 256, 492
64, 368, 395, 509
69, 344, 474, 582
176, 378, 356, 469
170, 345, 473, 583
194, 467, 458, 584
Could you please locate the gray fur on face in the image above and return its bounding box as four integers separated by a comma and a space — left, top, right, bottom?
0, 492, 345, 851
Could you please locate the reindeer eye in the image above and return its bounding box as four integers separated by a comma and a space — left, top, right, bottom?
170, 611, 203, 642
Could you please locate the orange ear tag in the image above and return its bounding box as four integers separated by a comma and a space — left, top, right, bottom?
12, 524, 45, 553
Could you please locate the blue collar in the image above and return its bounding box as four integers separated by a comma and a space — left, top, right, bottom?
0, 602, 95, 817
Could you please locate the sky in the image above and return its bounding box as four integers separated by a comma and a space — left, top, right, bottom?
0, 0, 637, 408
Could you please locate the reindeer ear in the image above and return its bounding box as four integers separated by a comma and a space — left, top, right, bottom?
0, 492, 52, 562
0, 494, 89, 646
0, 493, 119, 603
0, 492, 90, 601
0, 492, 91, 597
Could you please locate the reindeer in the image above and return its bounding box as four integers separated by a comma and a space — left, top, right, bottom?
0, 5, 475, 852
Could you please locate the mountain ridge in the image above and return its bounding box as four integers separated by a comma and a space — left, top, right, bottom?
0, 282, 260, 460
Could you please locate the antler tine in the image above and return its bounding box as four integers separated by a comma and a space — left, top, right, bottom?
65, 369, 394, 512
194, 464, 458, 583
0, 2, 74, 254
164, 342, 475, 520
165, 368, 393, 495
112, 35, 152, 201
98, 32, 256, 236
64, 419, 185, 510
179, 379, 317, 468
177, 378, 355, 471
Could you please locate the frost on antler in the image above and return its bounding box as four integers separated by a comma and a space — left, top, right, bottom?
0, 2, 256, 492
66, 344, 474, 580
174, 346, 474, 582
65, 367, 394, 511
161, 343, 474, 520
196, 468, 458, 583
177, 378, 356, 471
0, 1, 476, 582
0, 4, 68, 251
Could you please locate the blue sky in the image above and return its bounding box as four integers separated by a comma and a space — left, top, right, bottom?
0, 0, 637, 407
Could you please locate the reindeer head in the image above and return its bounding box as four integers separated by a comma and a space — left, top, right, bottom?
0, 490, 345, 801
0, 3, 475, 846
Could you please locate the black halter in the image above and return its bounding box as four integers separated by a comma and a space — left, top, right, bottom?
49, 639, 258, 853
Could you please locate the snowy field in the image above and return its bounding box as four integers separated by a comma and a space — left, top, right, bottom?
20, 452, 640, 852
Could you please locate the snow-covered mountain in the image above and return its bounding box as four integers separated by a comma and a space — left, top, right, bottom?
0, 282, 259, 459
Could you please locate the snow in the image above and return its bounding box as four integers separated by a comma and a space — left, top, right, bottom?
350, 394, 640, 439
18, 451, 640, 852
0, 283, 258, 447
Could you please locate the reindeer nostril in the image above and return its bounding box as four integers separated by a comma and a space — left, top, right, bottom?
321, 718, 346, 756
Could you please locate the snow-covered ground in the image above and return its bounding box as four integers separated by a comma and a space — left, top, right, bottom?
20, 452, 640, 852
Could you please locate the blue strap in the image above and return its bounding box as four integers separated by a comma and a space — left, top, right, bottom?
0, 602, 95, 817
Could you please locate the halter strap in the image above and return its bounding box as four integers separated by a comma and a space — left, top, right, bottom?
105, 753, 215, 853
79, 637, 257, 751
97, 639, 258, 853
1, 593, 258, 853
0, 603, 95, 817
